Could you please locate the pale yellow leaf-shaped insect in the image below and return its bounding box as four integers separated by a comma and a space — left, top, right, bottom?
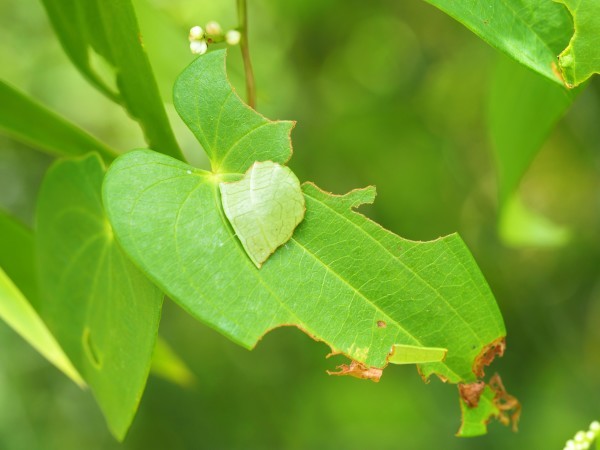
220, 161, 305, 268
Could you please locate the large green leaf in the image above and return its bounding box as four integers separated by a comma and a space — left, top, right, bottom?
0, 266, 84, 386
40, 0, 182, 159
0, 80, 115, 161
36, 153, 163, 440
422, 0, 572, 85
556, 0, 600, 87
104, 50, 509, 435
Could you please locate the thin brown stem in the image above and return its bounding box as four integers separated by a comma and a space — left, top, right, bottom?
237, 0, 256, 109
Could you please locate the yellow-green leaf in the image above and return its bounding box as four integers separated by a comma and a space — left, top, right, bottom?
0, 266, 83, 386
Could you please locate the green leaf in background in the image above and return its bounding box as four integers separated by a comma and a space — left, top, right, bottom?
488, 55, 576, 247
0, 211, 37, 302
0, 80, 115, 161
150, 337, 195, 388
488, 54, 576, 204
556, 0, 600, 87
422, 0, 572, 85
174, 51, 295, 173
40, 0, 182, 159
103, 50, 511, 435
36, 153, 163, 440
0, 267, 84, 386
498, 193, 571, 247
220, 161, 306, 267
0, 211, 82, 384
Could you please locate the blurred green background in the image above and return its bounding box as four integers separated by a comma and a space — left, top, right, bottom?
1, 0, 600, 449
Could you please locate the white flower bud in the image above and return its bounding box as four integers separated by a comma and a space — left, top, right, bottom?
189, 25, 204, 40
225, 30, 241, 45
590, 421, 600, 432
205, 21, 222, 36
190, 40, 208, 55
575, 431, 586, 442
585, 431, 595, 440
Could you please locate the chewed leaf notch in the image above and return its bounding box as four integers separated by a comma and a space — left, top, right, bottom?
174, 50, 295, 173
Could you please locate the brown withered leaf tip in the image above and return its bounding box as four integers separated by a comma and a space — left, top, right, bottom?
473, 337, 506, 378
489, 373, 521, 432
458, 381, 486, 408
327, 361, 383, 383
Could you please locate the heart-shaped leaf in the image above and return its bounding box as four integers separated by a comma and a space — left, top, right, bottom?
36, 153, 163, 440
103, 50, 511, 435
220, 161, 305, 267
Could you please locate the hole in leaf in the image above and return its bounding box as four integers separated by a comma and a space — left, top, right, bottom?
83, 327, 102, 369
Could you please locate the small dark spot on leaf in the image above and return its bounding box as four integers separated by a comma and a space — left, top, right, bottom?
377, 320, 387, 328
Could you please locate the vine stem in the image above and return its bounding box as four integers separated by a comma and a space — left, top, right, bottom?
237, 0, 256, 109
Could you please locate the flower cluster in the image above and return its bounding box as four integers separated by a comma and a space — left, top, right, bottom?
564, 421, 600, 450
189, 22, 242, 55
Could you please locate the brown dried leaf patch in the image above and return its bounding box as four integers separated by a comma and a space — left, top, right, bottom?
473, 337, 505, 377
458, 381, 486, 408
327, 361, 382, 382
490, 373, 521, 432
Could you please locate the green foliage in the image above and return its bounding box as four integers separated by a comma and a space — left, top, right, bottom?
0, 267, 84, 386
0, 81, 115, 161
0, 212, 82, 384
36, 154, 163, 439
1, 0, 598, 445
557, 0, 600, 87
40, 0, 182, 159
173, 52, 294, 173
422, 0, 572, 84
103, 50, 506, 435
0, 211, 36, 301
150, 337, 195, 388
489, 55, 577, 206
